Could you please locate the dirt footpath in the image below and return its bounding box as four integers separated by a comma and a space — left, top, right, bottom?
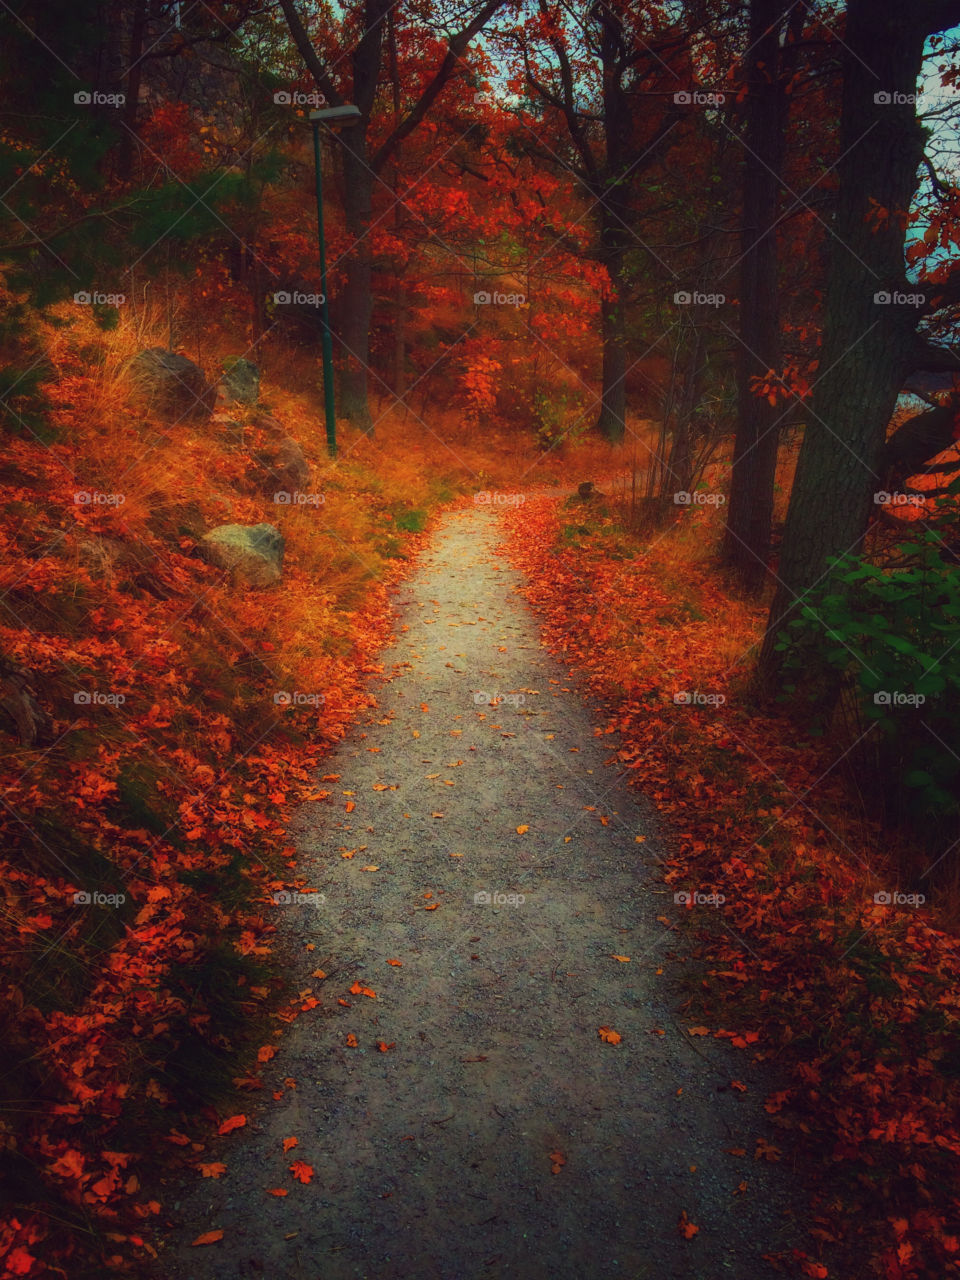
158, 504, 806, 1280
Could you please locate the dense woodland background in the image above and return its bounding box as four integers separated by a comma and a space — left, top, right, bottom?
3, 1, 960, 1276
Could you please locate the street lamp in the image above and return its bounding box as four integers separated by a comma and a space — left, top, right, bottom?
309, 104, 361, 458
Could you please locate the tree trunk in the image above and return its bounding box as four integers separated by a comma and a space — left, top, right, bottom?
116, 0, 147, 181
595, 237, 627, 443
666, 326, 705, 497
722, 0, 794, 593
758, 0, 954, 690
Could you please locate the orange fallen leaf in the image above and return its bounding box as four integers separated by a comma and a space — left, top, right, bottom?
345, 1033, 358, 1047
516, 824, 529, 834
349, 981, 376, 998
360, 865, 379, 872
424, 903, 439, 911
687, 1026, 710, 1037
377, 1041, 396, 1052
311, 969, 327, 979
266, 1188, 288, 1197
217, 1115, 246, 1136
611, 955, 631, 962
257, 1045, 276, 1063
198, 1163, 226, 1179
289, 1160, 314, 1184
548, 1149, 566, 1174
387, 958, 403, 966
678, 1211, 699, 1239
420, 703, 429, 712
282, 1137, 298, 1153
372, 783, 390, 791
597, 1027, 622, 1044
345, 801, 356, 812
191, 1230, 224, 1246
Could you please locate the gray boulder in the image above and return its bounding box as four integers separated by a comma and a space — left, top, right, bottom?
199, 523, 284, 588
218, 358, 260, 405
126, 348, 215, 422
251, 436, 310, 497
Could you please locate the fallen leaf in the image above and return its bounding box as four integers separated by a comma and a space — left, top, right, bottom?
345, 1033, 358, 1047
289, 1160, 314, 1184
266, 1188, 288, 1197
516, 824, 529, 834
377, 1041, 396, 1052
387, 958, 403, 966
345, 801, 355, 813
424, 903, 439, 911
611, 955, 631, 962
282, 1137, 298, 1153
349, 981, 376, 998
678, 1211, 699, 1239
198, 1163, 226, 1179
256, 1045, 276, 1063
191, 1230, 224, 1246
687, 1026, 711, 1037
217, 1115, 246, 1136
597, 1026, 622, 1044
549, 1149, 566, 1174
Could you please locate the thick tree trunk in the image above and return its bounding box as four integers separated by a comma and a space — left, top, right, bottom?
757, 0, 954, 689
596, 285, 627, 443
722, 0, 793, 593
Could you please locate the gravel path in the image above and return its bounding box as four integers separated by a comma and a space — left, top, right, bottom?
158, 505, 805, 1279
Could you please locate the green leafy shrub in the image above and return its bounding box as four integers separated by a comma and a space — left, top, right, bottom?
777, 529, 960, 825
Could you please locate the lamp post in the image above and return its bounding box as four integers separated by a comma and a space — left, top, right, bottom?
309, 104, 361, 458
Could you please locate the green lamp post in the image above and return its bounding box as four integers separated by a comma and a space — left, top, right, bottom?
309, 104, 361, 458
